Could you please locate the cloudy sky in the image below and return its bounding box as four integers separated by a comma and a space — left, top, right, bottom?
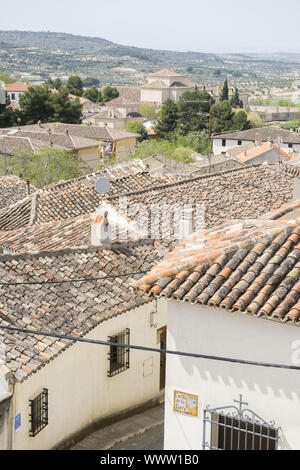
0, 0, 299, 53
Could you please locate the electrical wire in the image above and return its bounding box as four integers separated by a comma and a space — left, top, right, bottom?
0, 270, 148, 287
0, 324, 299, 372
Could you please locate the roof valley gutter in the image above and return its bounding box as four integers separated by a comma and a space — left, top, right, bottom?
0, 325, 299, 372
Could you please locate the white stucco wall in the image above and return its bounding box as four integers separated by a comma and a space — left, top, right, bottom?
213, 138, 300, 156
164, 300, 300, 451
11, 300, 167, 450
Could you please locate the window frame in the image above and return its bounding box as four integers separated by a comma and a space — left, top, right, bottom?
107, 328, 130, 377
29, 388, 49, 437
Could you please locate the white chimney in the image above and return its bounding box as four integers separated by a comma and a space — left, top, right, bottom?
91, 209, 111, 246
179, 206, 194, 241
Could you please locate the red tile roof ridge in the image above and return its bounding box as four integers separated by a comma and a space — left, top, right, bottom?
133, 218, 300, 288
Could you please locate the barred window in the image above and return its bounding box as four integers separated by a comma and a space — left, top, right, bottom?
29, 389, 48, 437
108, 329, 130, 377
203, 397, 279, 451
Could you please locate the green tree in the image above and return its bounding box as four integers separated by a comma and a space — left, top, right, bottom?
82, 86, 102, 103
0, 95, 16, 128
212, 101, 234, 133
177, 89, 214, 135
18, 84, 82, 125
19, 85, 54, 125
65, 75, 83, 96
126, 121, 148, 142
155, 99, 179, 139
10, 147, 91, 188
220, 79, 229, 102
139, 103, 158, 120
83, 77, 100, 88
230, 87, 243, 108
51, 88, 82, 123
102, 86, 119, 103
231, 110, 250, 131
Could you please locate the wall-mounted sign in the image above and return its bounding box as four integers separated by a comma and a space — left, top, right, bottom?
15, 413, 21, 432
173, 390, 198, 417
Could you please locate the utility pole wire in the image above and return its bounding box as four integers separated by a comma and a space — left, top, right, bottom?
0, 270, 149, 287
0, 324, 300, 372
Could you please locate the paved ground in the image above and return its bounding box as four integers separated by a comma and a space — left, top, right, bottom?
111, 424, 164, 451
71, 404, 164, 451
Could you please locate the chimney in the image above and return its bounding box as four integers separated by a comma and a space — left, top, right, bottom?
179, 206, 194, 241
26, 180, 31, 196
91, 209, 111, 246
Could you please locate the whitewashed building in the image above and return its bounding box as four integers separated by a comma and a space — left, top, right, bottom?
140, 69, 194, 105
135, 215, 300, 450
213, 127, 300, 156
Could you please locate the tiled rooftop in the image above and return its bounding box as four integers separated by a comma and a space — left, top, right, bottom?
135, 217, 300, 325
214, 126, 300, 145
0, 161, 177, 231
0, 176, 36, 211
108, 164, 295, 231
0, 240, 170, 382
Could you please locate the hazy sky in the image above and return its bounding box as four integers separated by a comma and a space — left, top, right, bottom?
0, 0, 299, 53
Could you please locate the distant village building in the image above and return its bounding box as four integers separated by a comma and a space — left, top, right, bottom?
4, 82, 31, 103
140, 69, 194, 105
213, 127, 300, 156
249, 105, 300, 123
227, 141, 292, 165
207, 83, 249, 110
0, 123, 139, 170
83, 96, 144, 130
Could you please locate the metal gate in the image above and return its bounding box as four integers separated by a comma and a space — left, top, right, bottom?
202, 395, 279, 450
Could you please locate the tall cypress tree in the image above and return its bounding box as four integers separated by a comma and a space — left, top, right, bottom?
231, 87, 242, 108
220, 79, 229, 101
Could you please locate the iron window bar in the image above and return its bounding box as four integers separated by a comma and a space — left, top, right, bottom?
108, 328, 130, 377
203, 395, 279, 451
29, 388, 48, 437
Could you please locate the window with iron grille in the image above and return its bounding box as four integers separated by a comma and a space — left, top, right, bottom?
29, 389, 48, 437
108, 329, 130, 377
203, 395, 279, 450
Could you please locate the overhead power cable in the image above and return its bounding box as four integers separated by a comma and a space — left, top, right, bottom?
0, 324, 299, 372
0, 270, 148, 287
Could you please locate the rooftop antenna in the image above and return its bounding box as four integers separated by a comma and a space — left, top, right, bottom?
95, 177, 111, 195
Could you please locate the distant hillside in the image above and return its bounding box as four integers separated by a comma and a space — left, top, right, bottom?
0, 30, 299, 86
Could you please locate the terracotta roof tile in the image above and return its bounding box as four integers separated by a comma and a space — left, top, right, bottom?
135, 216, 300, 326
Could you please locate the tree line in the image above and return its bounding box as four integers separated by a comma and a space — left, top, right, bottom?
0, 75, 120, 127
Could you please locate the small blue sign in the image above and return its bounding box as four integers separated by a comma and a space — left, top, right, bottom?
15, 413, 21, 432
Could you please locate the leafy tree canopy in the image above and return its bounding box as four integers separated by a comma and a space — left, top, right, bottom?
102, 86, 119, 103
18, 85, 82, 125
82, 86, 102, 103
65, 75, 83, 96
155, 99, 179, 140
9, 147, 91, 188
177, 89, 214, 135
139, 103, 159, 121
126, 121, 148, 142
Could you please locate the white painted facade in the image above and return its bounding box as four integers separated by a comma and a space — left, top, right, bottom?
164, 300, 300, 451
213, 138, 300, 156
9, 300, 167, 450
6, 91, 24, 102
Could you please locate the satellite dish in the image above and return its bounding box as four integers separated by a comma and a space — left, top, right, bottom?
95, 177, 111, 195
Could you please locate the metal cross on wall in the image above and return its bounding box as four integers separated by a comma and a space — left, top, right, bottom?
233, 394, 249, 416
